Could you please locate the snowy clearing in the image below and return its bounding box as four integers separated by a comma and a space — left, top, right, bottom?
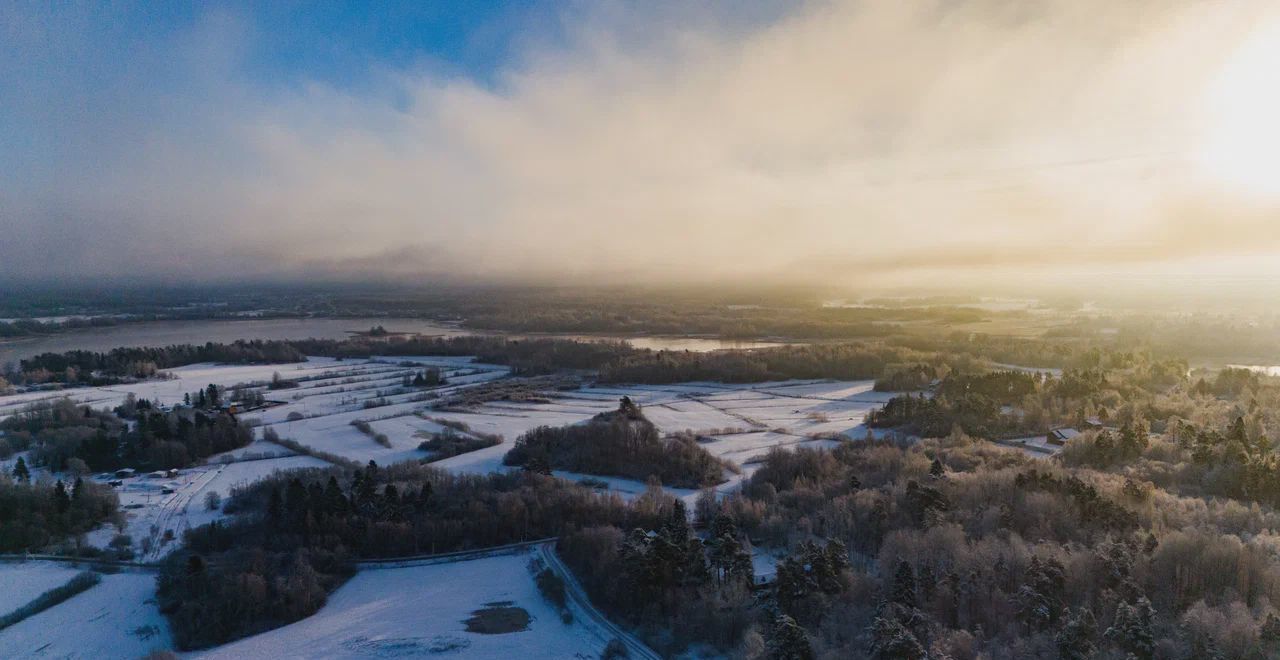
0, 572, 172, 659
0, 561, 82, 618
193, 549, 608, 660
1, 358, 891, 556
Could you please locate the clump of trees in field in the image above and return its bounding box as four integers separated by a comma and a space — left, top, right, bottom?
503, 401, 729, 488
0, 474, 120, 553
417, 429, 501, 462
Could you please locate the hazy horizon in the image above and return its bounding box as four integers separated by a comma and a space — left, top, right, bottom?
5, 0, 1280, 292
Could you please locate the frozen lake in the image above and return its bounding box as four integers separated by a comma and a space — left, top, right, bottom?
0, 317, 468, 367
0, 317, 790, 366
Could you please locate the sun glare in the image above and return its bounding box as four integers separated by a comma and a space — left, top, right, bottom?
1197, 21, 1280, 198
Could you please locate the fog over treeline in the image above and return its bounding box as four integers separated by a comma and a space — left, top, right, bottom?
4, 0, 1280, 290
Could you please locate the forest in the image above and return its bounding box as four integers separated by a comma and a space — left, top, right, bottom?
556, 434, 1280, 659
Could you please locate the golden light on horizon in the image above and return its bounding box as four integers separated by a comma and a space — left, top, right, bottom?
1197, 20, 1280, 198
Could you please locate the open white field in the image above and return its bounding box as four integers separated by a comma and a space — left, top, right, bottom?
1, 356, 891, 551
193, 550, 608, 660
2, 356, 882, 477
0, 561, 81, 618
0, 572, 172, 659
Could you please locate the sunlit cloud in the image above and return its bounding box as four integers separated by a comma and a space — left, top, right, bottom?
3, 0, 1278, 292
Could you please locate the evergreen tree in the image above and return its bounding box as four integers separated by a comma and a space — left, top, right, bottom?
418, 480, 433, 507
768, 614, 814, 660
1104, 597, 1155, 660
52, 480, 70, 514
356, 461, 379, 505
929, 458, 945, 478
1262, 613, 1280, 643
663, 500, 690, 544
267, 487, 283, 522
285, 478, 308, 526
205, 384, 221, 408
523, 452, 553, 476
12, 456, 30, 482
1055, 607, 1097, 660
889, 561, 917, 608
323, 476, 348, 515
918, 564, 936, 603
706, 515, 753, 585
868, 616, 925, 660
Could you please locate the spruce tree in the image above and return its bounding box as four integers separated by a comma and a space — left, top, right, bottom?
1055, 607, 1097, 660
889, 561, 917, 608
12, 456, 30, 482
53, 480, 71, 514
1104, 597, 1155, 660
768, 614, 814, 660
867, 616, 925, 660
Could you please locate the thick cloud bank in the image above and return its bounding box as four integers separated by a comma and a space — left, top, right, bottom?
3, 0, 1279, 289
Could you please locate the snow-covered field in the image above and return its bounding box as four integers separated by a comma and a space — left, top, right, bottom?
2, 357, 889, 525
0, 571, 172, 659
0, 355, 896, 658
0, 357, 892, 557
0, 562, 81, 618
194, 549, 607, 660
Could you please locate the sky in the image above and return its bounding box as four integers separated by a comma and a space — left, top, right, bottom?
3, 0, 1280, 294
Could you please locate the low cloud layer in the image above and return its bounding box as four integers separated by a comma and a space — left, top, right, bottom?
4, 0, 1280, 292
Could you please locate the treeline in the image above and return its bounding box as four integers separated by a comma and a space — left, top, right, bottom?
503, 401, 729, 488
158, 462, 663, 650
288, 335, 637, 375
0, 316, 127, 339
598, 343, 932, 384
1, 397, 252, 471
0, 474, 120, 553
455, 290, 1016, 340
14, 340, 306, 384
6, 331, 1115, 392
0, 571, 102, 630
